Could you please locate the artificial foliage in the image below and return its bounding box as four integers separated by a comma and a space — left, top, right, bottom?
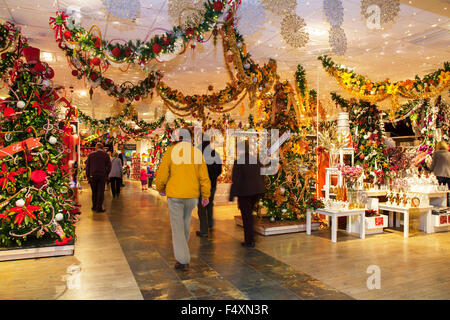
0, 22, 28, 79
411, 96, 450, 168
49, 1, 233, 101
331, 93, 389, 184
77, 103, 166, 140
319, 55, 450, 118
0, 47, 77, 247
258, 71, 316, 221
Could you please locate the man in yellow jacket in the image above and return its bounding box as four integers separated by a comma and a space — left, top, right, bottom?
155, 128, 211, 270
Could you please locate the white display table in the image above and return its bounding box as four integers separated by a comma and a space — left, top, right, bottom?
378, 203, 433, 238
307, 208, 366, 243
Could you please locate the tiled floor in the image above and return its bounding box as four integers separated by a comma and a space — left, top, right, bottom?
107, 181, 350, 300
1, 179, 449, 300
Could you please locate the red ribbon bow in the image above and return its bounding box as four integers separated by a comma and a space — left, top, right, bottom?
49, 11, 68, 42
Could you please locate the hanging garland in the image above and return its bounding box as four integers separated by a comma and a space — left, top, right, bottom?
157, 25, 278, 118
50, 1, 232, 63
77, 103, 165, 137
0, 22, 28, 79
318, 55, 450, 118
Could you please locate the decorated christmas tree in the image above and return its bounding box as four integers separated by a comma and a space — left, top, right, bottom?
0, 41, 78, 247
331, 93, 389, 185
258, 65, 319, 221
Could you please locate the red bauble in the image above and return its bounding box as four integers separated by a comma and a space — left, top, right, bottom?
112, 47, 121, 58
152, 43, 162, 54
3, 107, 15, 117
105, 78, 113, 85
359, 154, 365, 160
90, 72, 98, 81
71, 70, 78, 76
163, 37, 171, 45
1, 53, 6, 59
45, 66, 54, 79
135, 96, 140, 101
213, 1, 223, 11
124, 48, 131, 57
31, 170, 47, 185
91, 57, 101, 66
64, 30, 72, 39
185, 28, 194, 37
119, 97, 125, 103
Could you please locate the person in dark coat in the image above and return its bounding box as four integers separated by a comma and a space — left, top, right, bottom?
118, 149, 126, 187
196, 140, 222, 237
229, 140, 266, 247
86, 143, 111, 212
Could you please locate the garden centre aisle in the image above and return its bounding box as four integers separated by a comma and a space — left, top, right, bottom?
1, 180, 450, 300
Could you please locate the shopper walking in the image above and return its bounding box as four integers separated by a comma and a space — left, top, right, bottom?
155, 128, 210, 270
147, 165, 155, 189
430, 141, 450, 204
118, 149, 126, 187
109, 152, 123, 198
196, 139, 222, 237
85, 143, 111, 212
105, 151, 112, 191
140, 168, 148, 191
229, 140, 266, 248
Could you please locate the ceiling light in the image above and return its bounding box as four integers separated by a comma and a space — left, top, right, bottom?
78, 90, 88, 97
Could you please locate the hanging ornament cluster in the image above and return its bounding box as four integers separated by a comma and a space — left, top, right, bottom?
324, 0, 347, 56
260, 0, 296, 16
236, 0, 266, 36
361, 0, 400, 28
280, 13, 309, 48
102, 0, 141, 20
167, 0, 206, 29
324, 0, 344, 28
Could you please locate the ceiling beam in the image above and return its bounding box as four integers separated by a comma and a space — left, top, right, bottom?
400, 0, 450, 18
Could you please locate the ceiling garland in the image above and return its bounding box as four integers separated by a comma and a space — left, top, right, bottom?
319, 55, 450, 119
49, 1, 236, 102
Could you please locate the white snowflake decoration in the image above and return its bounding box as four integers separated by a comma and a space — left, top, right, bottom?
236, 0, 266, 37
102, 0, 140, 20
329, 27, 347, 55
324, 0, 344, 29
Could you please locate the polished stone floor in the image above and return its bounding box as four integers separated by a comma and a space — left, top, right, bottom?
1, 179, 449, 300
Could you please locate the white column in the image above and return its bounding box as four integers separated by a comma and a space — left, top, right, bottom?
403, 212, 409, 238
306, 210, 312, 235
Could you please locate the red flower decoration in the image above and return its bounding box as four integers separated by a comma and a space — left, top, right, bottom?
31, 170, 47, 185
6, 195, 41, 227
47, 163, 57, 174
152, 43, 162, 54
112, 47, 121, 58
359, 154, 365, 160
124, 48, 132, 57
3, 107, 15, 117
90, 72, 98, 81
94, 37, 101, 48
213, 1, 224, 11
71, 69, 78, 76
91, 57, 101, 66
0, 164, 27, 189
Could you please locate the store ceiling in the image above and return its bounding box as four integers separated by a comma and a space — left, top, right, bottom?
0, 0, 449, 122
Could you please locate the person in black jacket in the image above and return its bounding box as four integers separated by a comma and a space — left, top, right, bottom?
229, 140, 266, 247
85, 143, 111, 212
196, 139, 222, 237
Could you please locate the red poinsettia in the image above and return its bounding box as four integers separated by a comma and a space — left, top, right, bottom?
6, 195, 41, 226
0, 164, 27, 189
